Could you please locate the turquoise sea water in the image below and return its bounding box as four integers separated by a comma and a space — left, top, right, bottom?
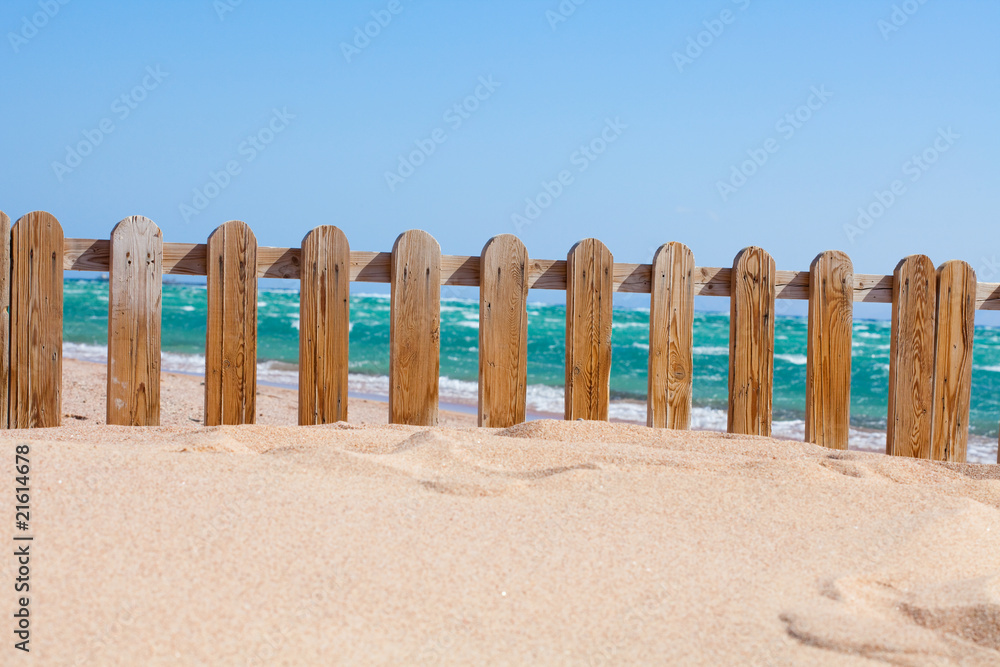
63, 279, 1000, 461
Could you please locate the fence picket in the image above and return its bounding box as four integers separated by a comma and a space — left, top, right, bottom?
0, 212, 9, 429
204, 220, 258, 426
931, 260, 975, 462
299, 226, 351, 425
390, 230, 441, 425
887, 254, 936, 458
805, 250, 853, 449
9, 211, 63, 428
107, 216, 163, 426
647, 242, 694, 429
728, 246, 775, 436
565, 238, 613, 421
478, 234, 528, 427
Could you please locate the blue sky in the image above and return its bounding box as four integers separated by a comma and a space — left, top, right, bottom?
1, 0, 997, 312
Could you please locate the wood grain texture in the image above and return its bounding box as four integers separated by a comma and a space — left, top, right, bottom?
9, 211, 63, 428
478, 235, 529, 427
886, 255, 937, 459
647, 242, 694, 429
728, 247, 775, 436
0, 212, 9, 429
299, 226, 350, 425
930, 260, 975, 462
106, 216, 162, 426
805, 250, 854, 449
58, 238, 1000, 308
389, 230, 441, 426
204, 221, 258, 426
565, 238, 614, 421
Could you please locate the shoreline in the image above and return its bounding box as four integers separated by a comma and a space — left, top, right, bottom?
58, 354, 999, 463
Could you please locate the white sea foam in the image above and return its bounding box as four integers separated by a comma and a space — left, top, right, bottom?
692, 346, 728, 356
774, 353, 807, 365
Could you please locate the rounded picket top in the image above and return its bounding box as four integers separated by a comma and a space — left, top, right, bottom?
392, 229, 441, 263
301, 225, 350, 253
110, 214, 161, 240
208, 219, 257, 247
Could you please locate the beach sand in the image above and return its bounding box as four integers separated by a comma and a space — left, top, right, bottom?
2, 359, 999, 664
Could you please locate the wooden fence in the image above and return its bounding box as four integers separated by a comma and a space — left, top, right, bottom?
0, 211, 992, 464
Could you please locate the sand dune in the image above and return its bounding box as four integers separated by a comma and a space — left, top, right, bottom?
1, 360, 999, 664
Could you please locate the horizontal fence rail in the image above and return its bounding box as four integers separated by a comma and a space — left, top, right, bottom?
61, 237, 1000, 309
2, 210, 996, 466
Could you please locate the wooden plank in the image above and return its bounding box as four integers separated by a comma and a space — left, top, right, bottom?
389, 230, 441, 426
106, 216, 162, 426
0, 212, 9, 429
299, 226, 350, 425
886, 254, 937, 458
647, 242, 694, 429
57, 237, 1000, 308
728, 246, 775, 436
204, 221, 258, 426
478, 234, 528, 427
930, 260, 975, 462
9, 211, 63, 428
805, 250, 853, 449
565, 238, 614, 421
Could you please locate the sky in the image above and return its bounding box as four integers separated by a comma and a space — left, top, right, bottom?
1, 0, 997, 314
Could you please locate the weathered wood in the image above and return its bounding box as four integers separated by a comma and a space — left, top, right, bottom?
389, 230, 441, 426
56, 237, 1000, 308
299, 226, 350, 425
565, 238, 614, 421
728, 247, 775, 436
647, 242, 694, 429
930, 260, 975, 462
204, 221, 258, 426
478, 235, 529, 427
886, 255, 937, 458
805, 251, 854, 449
107, 216, 162, 426
0, 212, 10, 429
9, 212, 63, 428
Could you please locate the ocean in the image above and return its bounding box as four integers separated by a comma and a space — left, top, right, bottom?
63, 279, 1000, 463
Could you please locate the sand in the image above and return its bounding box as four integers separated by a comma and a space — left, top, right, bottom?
2, 359, 999, 665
